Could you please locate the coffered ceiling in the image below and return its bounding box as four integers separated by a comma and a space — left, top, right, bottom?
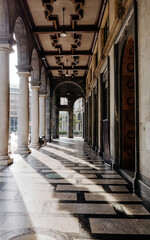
22, 0, 104, 80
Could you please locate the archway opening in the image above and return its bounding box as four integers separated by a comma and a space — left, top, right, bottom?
9, 42, 19, 134
59, 111, 68, 137
73, 98, 84, 137
121, 36, 135, 177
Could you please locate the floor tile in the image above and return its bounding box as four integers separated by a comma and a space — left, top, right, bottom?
50, 203, 116, 214
109, 186, 129, 192
90, 218, 150, 234
56, 184, 104, 192
85, 193, 141, 202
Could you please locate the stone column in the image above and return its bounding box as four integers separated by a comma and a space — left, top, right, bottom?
88, 97, 91, 144
68, 110, 73, 138
56, 108, 59, 138
0, 46, 13, 165
92, 89, 96, 147
39, 94, 46, 137
46, 96, 51, 142
30, 86, 40, 148
52, 96, 57, 139
16, 71, 31, 154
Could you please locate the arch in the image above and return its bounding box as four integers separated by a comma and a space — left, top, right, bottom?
53, 81, 85, 98
31, 49, 40, 84
14, 17, 29, 66
121, 36, 135, 175
73, 97, 84, 136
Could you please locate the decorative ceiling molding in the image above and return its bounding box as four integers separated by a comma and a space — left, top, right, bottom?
71, 56, 79, 68
54, 55, 80, 71
55, 56, 64, 69
72, 70, 78, 77
50, 33, 62, 54
57, 70, 79, 78
41, 0, 59, 29
71, 0, 85, 29
58, 70, 64, 76
71, 33, 81, 53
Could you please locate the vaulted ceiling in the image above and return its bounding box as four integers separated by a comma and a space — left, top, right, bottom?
21, 0, 105, 81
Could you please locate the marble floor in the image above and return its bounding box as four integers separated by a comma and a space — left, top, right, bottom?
0, 137, 150, 240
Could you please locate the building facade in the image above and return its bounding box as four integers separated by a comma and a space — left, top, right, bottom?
10, 87, 19, 132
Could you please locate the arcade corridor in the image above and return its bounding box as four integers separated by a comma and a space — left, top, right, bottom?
0, 0, 150, 238
0, 138, 150, 239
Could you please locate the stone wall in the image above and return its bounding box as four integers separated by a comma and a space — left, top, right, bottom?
138, 0, 150, 181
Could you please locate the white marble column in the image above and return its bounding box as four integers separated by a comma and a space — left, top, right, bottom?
68, 110, 73, 138
30, 86, 40, 148
0, 46, 13, 165
39, 94, 46, 137
46, 96, 51, 141
16, 72, 31, 154
52, 96, 57, 139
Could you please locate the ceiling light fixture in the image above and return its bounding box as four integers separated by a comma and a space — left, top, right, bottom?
65, 59, 69, 77
60, 8, 67, 37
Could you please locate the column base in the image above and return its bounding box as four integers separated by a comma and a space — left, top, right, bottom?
30, 143, 40, 149
0, 155, 13, 166
15, 147, 31, 155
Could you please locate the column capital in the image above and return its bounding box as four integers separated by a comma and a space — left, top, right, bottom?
0, 44, 14, 53
31, 80, 41, 87
31, 85, 41, 90
0, 35, 16, 54
17, 72, 31, 78
39, 93, 47, 98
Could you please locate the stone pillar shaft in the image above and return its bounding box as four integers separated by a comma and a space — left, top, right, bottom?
39, 95, 46, 137
68, 110, 73, 138
56, 108, 59, 138
92, 90, 95, 147
52, 97, 56, 139
46, 96, 51, 141
88, 96, 92, 144
0, 46, 13, 165
30, 86, 40, 148
17, 72, 30, 154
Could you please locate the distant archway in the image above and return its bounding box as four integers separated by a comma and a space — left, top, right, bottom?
73, 98, 84, 137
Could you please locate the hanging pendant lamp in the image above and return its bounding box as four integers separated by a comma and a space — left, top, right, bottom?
65, 59, 69, 76
60, 8, 67, 37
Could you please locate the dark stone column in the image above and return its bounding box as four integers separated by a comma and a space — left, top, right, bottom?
68, 110, 73, 138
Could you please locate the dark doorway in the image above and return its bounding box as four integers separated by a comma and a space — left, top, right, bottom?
121, 36, 135, 177
101, 66, 110, 164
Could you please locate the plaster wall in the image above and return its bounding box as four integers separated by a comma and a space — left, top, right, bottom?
138, 0, 150, 180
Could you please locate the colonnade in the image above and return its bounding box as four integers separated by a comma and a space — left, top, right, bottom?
0, 45, 79, 166
0, 45, 48, 165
